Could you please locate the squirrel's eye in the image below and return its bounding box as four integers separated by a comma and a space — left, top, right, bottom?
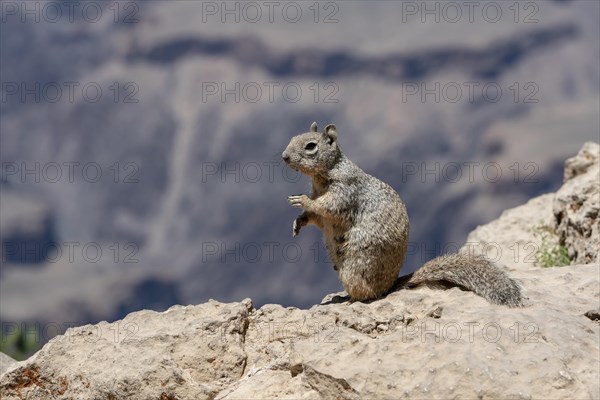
305, 142, 317, 150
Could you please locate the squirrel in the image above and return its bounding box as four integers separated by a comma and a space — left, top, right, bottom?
282, 122, 523, 307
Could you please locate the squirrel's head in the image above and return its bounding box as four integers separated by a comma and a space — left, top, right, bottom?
282, 122, 341, 177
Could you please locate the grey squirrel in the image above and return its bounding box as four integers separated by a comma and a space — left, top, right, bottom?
282, 122, 522, 307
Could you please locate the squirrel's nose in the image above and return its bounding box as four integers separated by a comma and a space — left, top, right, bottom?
282, 152, 290, 163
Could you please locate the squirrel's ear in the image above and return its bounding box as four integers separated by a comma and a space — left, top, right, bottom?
323, 124, 337, 142
310, 122, 318, 132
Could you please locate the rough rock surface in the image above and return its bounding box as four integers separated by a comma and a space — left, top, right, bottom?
0, 261, 598, 400
1, 144, 599, 399
0, 353, 16, 376
1, 265, 598, 397
553, 142, 600, 264
464, 193, 555, 269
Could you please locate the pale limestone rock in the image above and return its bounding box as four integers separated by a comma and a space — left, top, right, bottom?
463, 193, 555, 270
1, 260, 598, 399
0, 353, 16, 376
553, 142, 600, 264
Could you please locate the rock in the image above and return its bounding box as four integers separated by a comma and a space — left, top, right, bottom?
0, 353, 17, 376
553, 142, 600, 264
466, 142, 600, 268
463, 193, 555, 269
1, 260, 598, 399
563, 142, 600, 181
0, 300, 254, 399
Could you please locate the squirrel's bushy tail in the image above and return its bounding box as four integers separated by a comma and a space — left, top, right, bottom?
395, 253, 523, 307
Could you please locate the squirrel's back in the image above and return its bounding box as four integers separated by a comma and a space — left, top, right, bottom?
334, 158, 410, 300
305, 154, 410, 300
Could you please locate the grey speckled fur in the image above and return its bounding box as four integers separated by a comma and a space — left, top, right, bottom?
283, 122, 523, 307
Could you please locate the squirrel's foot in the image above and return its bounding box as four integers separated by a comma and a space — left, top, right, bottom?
321, 292, 351, 305
288, 194, 310, 209
292, 213, 309, 237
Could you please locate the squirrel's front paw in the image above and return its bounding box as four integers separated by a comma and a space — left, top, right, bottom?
287, 195, 310, 209
292, 213, 309, 237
